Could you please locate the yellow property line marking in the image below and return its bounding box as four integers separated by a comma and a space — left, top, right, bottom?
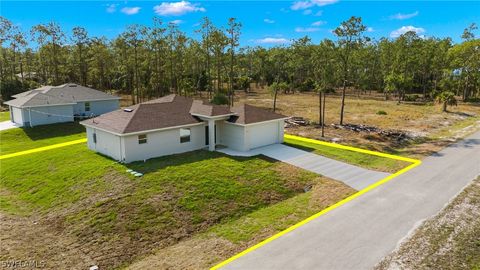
0, 138, 87, 160
211, 134, 422, 270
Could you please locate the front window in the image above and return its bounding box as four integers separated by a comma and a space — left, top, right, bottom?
180, 128, 191, 143
138, 134, 147, 144
85, 102, 91, 112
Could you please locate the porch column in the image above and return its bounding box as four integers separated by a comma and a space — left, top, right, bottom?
208, 119, 215, 151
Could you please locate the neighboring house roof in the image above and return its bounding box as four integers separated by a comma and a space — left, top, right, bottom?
229, 104, 287, 124
6, 83, 119, 108
81, 94, 287, 135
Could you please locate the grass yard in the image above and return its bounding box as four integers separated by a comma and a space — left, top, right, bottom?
0, 122, 85, 155
0, 111, 10, 122
284, 136, 411, 173
0, 137, 354, 269
376, 177, 480, 270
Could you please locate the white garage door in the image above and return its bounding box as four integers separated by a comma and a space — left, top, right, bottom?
11, 107, 24, 126
247, 121, 280, 149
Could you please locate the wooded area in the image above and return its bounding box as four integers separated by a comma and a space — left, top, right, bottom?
0, 16, 479, 124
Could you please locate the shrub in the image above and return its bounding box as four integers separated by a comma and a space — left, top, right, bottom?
211, 93, 229, 105
404, 94, 420, 102
376, 110, 387, 115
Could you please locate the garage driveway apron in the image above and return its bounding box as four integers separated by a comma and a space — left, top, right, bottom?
0, 121, 20, 131
218, 144, 390, 190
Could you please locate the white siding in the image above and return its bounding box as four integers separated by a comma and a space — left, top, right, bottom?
86, 127, 123, 161
246, 120, 284, 149
28, 105, 74, 126
73, 99, 119, 117
10, 106, 24, 126
122, 124, 206, 163
218, 122, 247, 151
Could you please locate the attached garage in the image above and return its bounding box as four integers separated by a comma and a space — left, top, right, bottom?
10, 106, 25, 126
246, 120, 284, 149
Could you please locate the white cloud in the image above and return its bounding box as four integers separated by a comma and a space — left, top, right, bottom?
303, 9, 312, 15
264, 18, 275, 24
255, 37, 291, 44
295, 27, 320, 33
121, 7, 141, 15
169, 20, 184, 25
154, 1, 206, 16
367, 27, 374, 32
291, 0, 338, 10
311, 20, 326, 26
390, 25, 425, 37
106, 4, 117, 13
389, 11, 419, 20
314, 10, 323, 16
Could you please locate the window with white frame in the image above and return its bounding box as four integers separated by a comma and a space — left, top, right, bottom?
180, 128, 191, 143
138, 134, 147, 144
85, 102, 91, 112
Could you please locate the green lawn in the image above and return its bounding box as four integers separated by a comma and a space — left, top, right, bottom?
284, 137, 411, 173
0, 141, 325, 268
0, 122, 86, 155
0, 111, 10, 122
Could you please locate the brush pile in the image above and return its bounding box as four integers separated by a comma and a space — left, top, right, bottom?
331, 123, 414, 142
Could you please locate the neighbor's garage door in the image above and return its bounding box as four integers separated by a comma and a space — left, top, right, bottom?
247, 121, 280, 149
11, 106, 24, 126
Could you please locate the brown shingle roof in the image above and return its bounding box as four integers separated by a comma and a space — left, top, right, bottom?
81, 95, 286, 134
229, 104, 287, 124
189, 100, 232, 116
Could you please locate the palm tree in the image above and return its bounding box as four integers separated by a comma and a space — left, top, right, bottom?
436, 91, 457, 112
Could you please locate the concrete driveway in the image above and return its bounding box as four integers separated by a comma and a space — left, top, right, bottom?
218, 144, 390, 190
220, 131, 480, 270
0, 121, 20, 131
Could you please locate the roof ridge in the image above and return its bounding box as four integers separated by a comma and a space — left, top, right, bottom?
120, 104, 142, 133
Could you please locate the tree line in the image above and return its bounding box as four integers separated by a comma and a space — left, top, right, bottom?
0, 16, 479, 126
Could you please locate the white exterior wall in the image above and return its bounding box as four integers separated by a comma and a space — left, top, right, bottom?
10, 106, 24, 126
245, 120, 285, 150
122, 124, 207, 163
218, 122, 247, 151
73, 99, 119, 117
27, 105, 74, 127
86, 127, 123, 161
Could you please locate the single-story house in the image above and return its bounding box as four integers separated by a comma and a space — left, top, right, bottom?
4, 83, 120, 127
81, 94, 287, 163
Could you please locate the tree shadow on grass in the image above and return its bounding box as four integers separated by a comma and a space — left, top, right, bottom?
128, 149, 277, 175
21, 121, 85, 141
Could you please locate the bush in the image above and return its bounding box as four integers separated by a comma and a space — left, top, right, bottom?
295, 78, 315, 92
211, 93, 229, 105
376, 110, 387, 115
404, 94, 420, 102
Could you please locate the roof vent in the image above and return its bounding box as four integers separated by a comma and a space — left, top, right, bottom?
124, 108, 134, 112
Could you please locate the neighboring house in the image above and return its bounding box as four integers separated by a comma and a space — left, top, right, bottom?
81, 94, 287, 163
4, 83, 120, 127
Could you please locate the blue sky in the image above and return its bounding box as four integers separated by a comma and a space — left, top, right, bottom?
1, 1, 479, 46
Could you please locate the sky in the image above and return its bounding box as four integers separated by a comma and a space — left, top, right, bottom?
1, 1, 479, 47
